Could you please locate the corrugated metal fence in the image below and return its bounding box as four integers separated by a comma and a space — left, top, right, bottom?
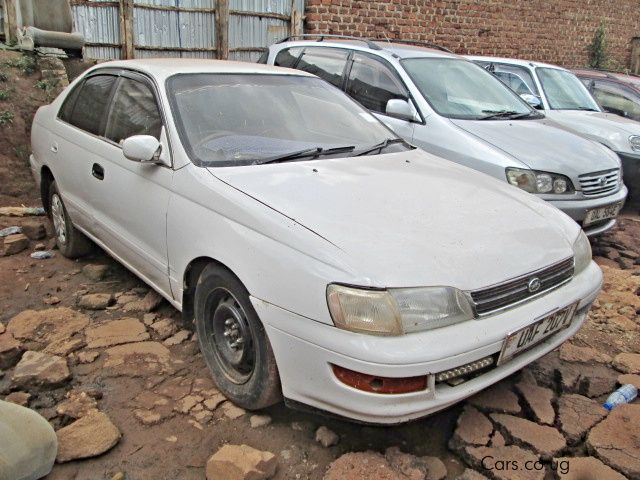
70, 0, 303, 61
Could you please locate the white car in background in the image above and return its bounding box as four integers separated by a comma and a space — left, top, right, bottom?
30, 59, 602, 424
469, 56, 640, 195
265, 38, 627, 236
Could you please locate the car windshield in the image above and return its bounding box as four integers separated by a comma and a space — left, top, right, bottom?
166, 73, 405, 167
401, 58, 535, 120
537, 68, 601, 111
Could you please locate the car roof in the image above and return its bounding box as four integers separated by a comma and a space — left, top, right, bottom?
572, 68, 640, 88
86, 58, 314, 81
272, 39, 459, 60
466, 55, 566, 71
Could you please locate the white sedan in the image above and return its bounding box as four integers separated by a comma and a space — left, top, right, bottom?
30, 60, 602, 423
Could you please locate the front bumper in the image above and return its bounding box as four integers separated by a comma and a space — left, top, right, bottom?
547, 185, 627, 236
253, 262, 602, 424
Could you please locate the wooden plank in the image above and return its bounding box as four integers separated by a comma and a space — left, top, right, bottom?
632, 38, 640, 75
134, 3, 215, 13
229, 10, 289, 21
122, 0, 135, 59
216, 0, 229, 60
70, 0, 119, 6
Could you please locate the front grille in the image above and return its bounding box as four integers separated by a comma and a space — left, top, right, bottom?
579, 169, 620, 196
470, 257, 574, 316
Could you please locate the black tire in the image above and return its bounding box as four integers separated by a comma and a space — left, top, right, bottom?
48, 181, 93, 258
194, 264, 281, 410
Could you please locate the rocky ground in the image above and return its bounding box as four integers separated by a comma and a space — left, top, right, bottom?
0, 50, 639, 480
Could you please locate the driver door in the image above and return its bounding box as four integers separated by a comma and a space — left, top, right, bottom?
89, 72, 173, 295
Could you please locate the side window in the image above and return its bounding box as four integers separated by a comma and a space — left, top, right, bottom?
67, 75, 117, 136
490, 64, 539, 96
256, 51, 269, 64
58, 82, 82, 123
346, 53, 409, 114
295, 48, 349, 89
592, 80, 640, 121
274, 47, 303, 68
105, 78, 162, 144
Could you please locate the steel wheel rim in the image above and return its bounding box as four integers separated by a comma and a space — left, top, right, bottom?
205, 287, 256, 384
51, 194, 67, 245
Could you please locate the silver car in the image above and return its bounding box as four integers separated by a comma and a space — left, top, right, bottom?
264, 36, 627, 236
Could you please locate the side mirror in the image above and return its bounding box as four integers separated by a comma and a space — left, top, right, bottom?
385, 99, 419, 122
520, 93, 543, 109
122, 135, 162, 163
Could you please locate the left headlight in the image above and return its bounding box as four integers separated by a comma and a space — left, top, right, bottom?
629, 135, 640, 152
572, 230, 592, 274
326, 284, 474, 336
506, 168, 575, 194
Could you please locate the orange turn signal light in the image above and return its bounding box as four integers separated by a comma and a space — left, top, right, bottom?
331, 364, 428, 394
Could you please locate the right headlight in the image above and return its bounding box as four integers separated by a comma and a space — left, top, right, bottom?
629, 135, 640, 152
326, 284, 474, 336
572, 230, 592, 274
506, 168, 575, 194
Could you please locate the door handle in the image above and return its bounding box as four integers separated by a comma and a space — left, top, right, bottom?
50, 143, 58, 154
92, 163, 104, 180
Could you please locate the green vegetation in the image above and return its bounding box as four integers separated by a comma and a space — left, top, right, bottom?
13, 145, 30, 164
4, 54, 37, 75
0, 71, 7, 82
0, 90, 9, 101
589, 22, 609, 69
0, 110, 14, 126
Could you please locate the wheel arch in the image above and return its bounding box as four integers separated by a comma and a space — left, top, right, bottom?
40, 166, 55, 214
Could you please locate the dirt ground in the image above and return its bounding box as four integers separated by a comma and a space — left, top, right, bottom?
0, 50, 639, 480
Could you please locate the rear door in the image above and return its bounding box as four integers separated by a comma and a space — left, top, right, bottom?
344, 52, 416, 140
89, 71, 173, 295
53, 73, 118, 235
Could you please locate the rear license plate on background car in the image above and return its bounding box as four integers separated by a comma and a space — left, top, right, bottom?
583, 202, 622, 226
497, 303, 578, 365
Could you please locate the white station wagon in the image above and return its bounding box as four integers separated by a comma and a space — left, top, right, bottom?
30, 60, 602, 423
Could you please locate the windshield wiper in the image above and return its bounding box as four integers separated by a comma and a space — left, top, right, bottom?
479, 110, 533, 120
256, 145, 355, 165
354, 138, 406, 156
571, 106, 599, 112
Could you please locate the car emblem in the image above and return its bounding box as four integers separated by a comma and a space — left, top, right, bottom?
598, 176, 608, 187
527, 277, 541, 293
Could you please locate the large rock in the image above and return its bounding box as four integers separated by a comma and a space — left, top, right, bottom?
0, 331, 23, 369
618, 373, 640, 389
557, 394, 607, 444
82, 264, 109, 282
3, 233, 29, 255
103, 341, 171, 377
85, 318, 149, 348
149, 318, 178, 340
56, 411, 121, 463
553, 456, 626, 480
559, 343, 612, 364
12, 351, 71, 389
490, 413, 566, 457
56, 390, 98, 419
324, 449, 446, 480
315, 426, 339, 448
449, 405, 492, 450
461, 445, 544, 480
515, 382, 555, 425
0, 400, 57, 480
206, 444, 277, 480
468, 383, 521, 414
122, 290, 163, 313
612, 352, 640, 374
586, 404, 640, 478
21, 220, 46, 240
7, 308, 89, 350
78, 293, 115, 310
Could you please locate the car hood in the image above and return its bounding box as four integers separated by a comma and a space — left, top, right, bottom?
543, 110, 640, 153
449, 117, 620, 176
208, 149, 577, 290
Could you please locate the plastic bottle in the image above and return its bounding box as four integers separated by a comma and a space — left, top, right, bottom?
30, 251, 54, 260
603, 384, 638, 411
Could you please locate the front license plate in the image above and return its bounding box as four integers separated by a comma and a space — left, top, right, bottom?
583, 202, 622, 226
497, 303, 577, 365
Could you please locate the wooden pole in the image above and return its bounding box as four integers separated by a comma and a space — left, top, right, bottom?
290, 0, 302, 37
119, 0, 135, 59
216, 0, 229, 60
3, 0, 18, 44
631, 38, 640, 75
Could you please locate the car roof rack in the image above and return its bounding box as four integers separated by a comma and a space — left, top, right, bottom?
277, 34, 382, 50
376, 39, 453, 53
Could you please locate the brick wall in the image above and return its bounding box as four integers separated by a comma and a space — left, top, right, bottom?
304, 0, 640, 70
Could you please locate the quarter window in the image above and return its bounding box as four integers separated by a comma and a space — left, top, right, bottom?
274, 47, 303, 68
592, 80, 640, 121
66, 75, 117, 135
105, 78, 162, 144
346, 53, 409, 114
295, 47, 349, 89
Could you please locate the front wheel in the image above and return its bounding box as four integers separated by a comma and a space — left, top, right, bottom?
49, 181, 93, 258
194, 264, 281, 410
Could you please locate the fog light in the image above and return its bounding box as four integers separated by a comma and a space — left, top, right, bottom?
331, 365, 428, 394
553, 178, 568, 193
435, 356, 495, 383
